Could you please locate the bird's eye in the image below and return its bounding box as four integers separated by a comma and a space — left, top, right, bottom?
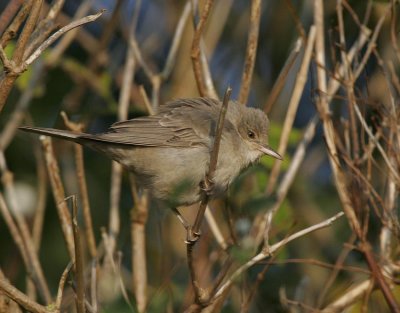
247, 130, 256, 139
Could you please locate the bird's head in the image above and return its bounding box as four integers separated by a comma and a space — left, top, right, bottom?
237, 108, 282, 164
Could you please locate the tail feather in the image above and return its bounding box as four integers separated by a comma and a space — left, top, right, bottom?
19, 126, 83, 143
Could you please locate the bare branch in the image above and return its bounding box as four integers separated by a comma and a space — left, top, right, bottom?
191, 0, 217, 98
238, 0, 261, 104
0, 153, 52, 303
0, 276, 51, 313
70, 195, 85, 313
264, 38, 302, 113
266, 25, 316, 193
205, 205, 228, 250
25, 10, 104, 66
354, 104, 400, 184
55, 262, 73, 311
0, 0, 43, 112
186, 87, 232, 306
40, 136, 75, 260
61, 112, 97, 259
214, 212, 344, 299
0, 0, 24, 35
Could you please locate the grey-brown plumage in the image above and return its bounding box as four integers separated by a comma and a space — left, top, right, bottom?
20, 98, 281, 206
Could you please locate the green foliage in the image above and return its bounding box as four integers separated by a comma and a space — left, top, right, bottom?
273, 198, 293, 228
147, 290, 170, 313
230, 245, 255, 265
59, 57, 118, 109
261, 121, 302, 170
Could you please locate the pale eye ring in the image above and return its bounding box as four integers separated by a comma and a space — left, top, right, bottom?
247, 130, 256, 139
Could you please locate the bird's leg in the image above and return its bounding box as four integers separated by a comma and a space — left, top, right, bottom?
171, 207, 190, 230
171, 207, 202, 243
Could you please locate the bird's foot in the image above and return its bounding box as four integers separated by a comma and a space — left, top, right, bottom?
200, 178, 215, 196
185, 226, 201, 244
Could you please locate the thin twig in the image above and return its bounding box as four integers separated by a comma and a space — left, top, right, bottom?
314, 1, 399, 311
61, 112, 97, 259
0, 0, 32, 47
0, 0, 24, 36
40, 136, 75, 260
316, 234, 356, 308
186, 87, 232, 306
130, 186, 149, 313
238, 0, 261, 104
191, 0, 216, 98
0, 0, 42, 113
70, 195, 85, 313
337, 0, 359, 159
191, 87, 232, 240
326, 24, 371, 102
124, 18, 150, 311
101, 231, 136, 311
22, 0, 66, 60
46, 0, 94, 66
161, 1, 191, 79
138, 85, 155, 116
55, 262, 73, 311
0, 192, 29, 272
205, 205, 228, 250
266, 25, 316, 193
264, 38, 302, 113
361, 241, 399, 312
354, 104, 400, 184
353, 5, 391, 80
25, 10, 104, 66
322, 279, 374, 312
107, 6, 138, 256
214, 212, 344, 299
390, 0, 400, 64
108, 162, 122, 255
256, 115, 319, 246
0, 276, 51, 313
313, 0, 362, 236
90, 260, 98, 312
0, 59, 43, 151
0, 153, 52, 303
12, 0, 43, 62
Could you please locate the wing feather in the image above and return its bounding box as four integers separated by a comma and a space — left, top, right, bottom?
81, 98, 222, 148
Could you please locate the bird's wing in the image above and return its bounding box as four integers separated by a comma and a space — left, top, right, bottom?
82, 98, 222, 148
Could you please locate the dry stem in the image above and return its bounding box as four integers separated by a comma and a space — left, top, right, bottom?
238, 0, 261, 104
186, 87, 232, 306
214, 212, 344, 300
61, 112, 97, 259
40, 136, 75, 260
70, 195, 85, 313
0, 276, 51, 313
191, 0, 217, 98
266, 25, 316, 193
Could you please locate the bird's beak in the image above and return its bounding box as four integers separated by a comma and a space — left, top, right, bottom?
258, 144, 282, 160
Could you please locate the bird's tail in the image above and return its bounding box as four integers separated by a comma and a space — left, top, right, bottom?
19, 126, 82, 143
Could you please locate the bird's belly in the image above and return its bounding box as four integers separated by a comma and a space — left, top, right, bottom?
97, 145, 209, 205
89, 144, 241, 206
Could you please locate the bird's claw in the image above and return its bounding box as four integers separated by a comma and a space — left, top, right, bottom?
185, 227, 202, 244
200, 179, 215, 196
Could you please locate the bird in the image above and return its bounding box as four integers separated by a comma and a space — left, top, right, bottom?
19, 97, 281, 207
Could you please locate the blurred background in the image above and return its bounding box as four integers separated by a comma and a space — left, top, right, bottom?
0, 1, 399, 312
